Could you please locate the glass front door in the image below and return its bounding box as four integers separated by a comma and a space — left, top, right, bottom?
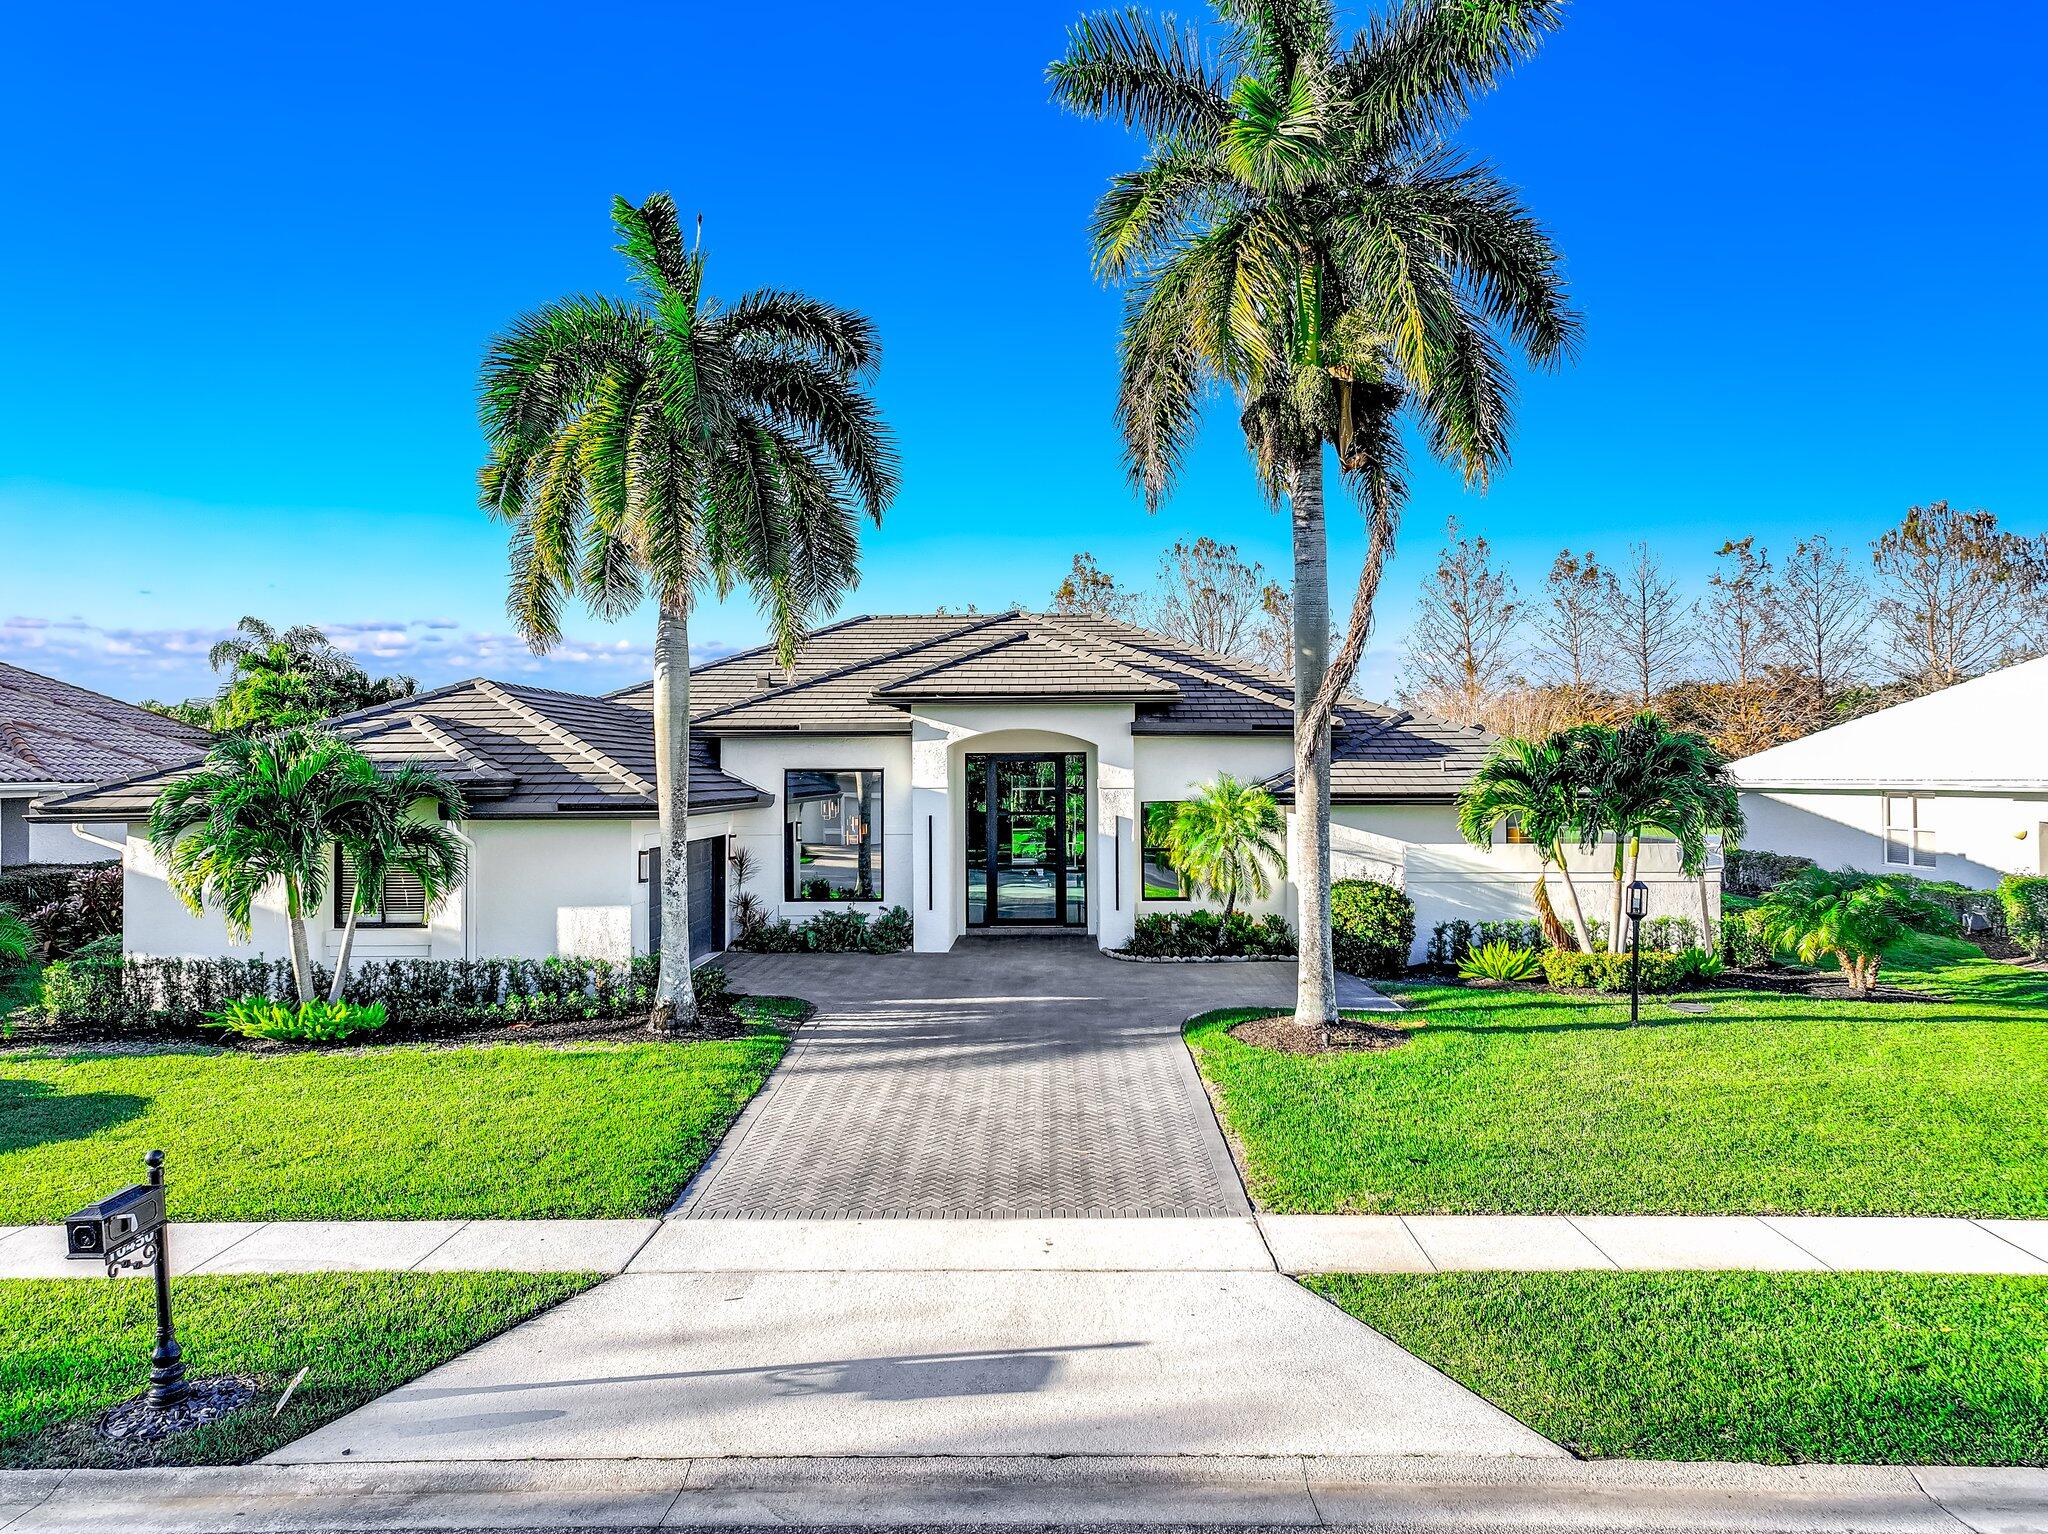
965, 752, 1087, 927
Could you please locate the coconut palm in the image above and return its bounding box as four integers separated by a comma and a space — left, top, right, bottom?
1755, 870, 1946, 997
479, 194, 896, 1032
1457, 734, 1595, 951
327, 763, 468, 1003
1051, 0, 1578, 1030
147, 728, 373, 1002
1164, 775, 1287, 917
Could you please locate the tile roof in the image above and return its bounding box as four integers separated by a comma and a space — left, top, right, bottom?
0, 661, 211, 787
1263, 711, 1496, 803
872, 630, 1180, 701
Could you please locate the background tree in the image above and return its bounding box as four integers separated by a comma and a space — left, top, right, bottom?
1052, 0, 1578, 1034
1777, 534, 1868, 730
1871, 501, 2047, 691
1532, 549, 1616, 720
1163, 775, 1286, 917
327, 763, 468, 1003
1697, 537, 1798, 757
1606, 543, 1692, 708
479, 194, 896, 1032
1051, 552, 1143, 621
1149, 536, 1290, 667
1457, 734, 1594, 950
1399, 519, 1523, 727
207, 617, 417, 733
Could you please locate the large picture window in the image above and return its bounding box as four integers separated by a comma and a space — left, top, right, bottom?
785, 769, 883, 901
333, 850, 427, 928
1884, 793, 1935, 868
1140, 801, 1188, 900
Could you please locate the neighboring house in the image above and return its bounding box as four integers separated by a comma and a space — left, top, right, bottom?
1728, 653, 2048, 888
33, 612, 1714, 963
0, 661, 211, 868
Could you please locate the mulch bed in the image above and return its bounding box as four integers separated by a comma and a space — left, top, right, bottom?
1714, 968, 1942, 1004
1229, 1014, 1413, 1054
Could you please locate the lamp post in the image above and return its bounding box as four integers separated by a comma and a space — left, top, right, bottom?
1626, 879, 1649, 1025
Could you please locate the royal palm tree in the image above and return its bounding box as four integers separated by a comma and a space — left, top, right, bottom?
1165, 775, 1287, 917
1051, 0, 1578, 1030
1457, 734, 1595, 951
147, 728, 373, 1002
327, 763, 468, 1003
479, 194, 897, 1031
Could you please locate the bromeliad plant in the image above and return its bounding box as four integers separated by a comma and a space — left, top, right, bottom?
1162, 775, 1286, 918
1753, 869, 1949, 997
204, 996, 391, 1043
1458, 940, 1542, 984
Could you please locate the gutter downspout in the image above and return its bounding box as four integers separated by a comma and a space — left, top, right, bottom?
71, 823, 127, 856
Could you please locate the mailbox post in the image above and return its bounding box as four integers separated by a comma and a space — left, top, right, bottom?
66, 1149, 187, 1408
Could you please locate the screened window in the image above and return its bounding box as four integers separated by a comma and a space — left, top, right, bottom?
1140, 801, 1188, 900
1884, 794, 1935, 868
785, 769, 883, 901
333, 851, 427, 928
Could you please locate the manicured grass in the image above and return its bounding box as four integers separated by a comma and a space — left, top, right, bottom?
1189, 936, 2048, 1215
0, 1011, 790, 1222
1310, 1271, 2048, 1465
0, 1270, 597, 1467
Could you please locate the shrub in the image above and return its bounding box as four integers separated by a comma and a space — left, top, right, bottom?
1428, 916, 1609, 968
204, 997, 390, 1042
24, 863, 123, 958
1539, 947, 1688, 993
1640, 915, 1701, 952
69, 934, 123, 965
1719, 905, 1776, 968
1998, 875, 2048, 958
1330, 879, 1414, 977
729, 905, 915, 955
1457, 941, 1541, 983
869, 905, 915, 952
1124, 910, 1296, 959
1722, 849, 1814, 898
1669, 946, 1725, 983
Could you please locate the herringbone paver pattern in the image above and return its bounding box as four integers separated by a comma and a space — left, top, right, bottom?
678, 941, 1328, 1219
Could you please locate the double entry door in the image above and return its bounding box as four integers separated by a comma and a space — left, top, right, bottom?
965, 752, 1087, 928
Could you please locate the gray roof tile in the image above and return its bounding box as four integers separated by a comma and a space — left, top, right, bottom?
0, 661, 211, 786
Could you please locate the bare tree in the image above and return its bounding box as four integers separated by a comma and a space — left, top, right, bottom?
1050, 553, 1142, 622
1778, 534, 1868, 727
1871, 502, 2048, 690
1607, 541, 1692, 707
1398, 521, 1525, 728
1147, 537, 1289, 668
1695, 538, 1798, 756
1532, 550, 1616, 713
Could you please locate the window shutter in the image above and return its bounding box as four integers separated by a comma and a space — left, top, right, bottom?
335, 851, 358, 926
382, 866, 427, 924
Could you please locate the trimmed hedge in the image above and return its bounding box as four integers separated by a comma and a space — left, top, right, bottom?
1998, 875, 2048, 958
1331, 878, 1415, 978
1539, 947, 1690, 993
1123, 910, 1296, 959
731, 904, 914, 954
1722, 849, 1815, 898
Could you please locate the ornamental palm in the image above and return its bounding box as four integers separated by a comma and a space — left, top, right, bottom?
147, 728, 373, 1002
327, 762, 468, 1003
1051, 0, 1578, 1028
1755, 870, 1945, 997
479, 194, 897, 1032
1457, 734, 1595, 951
1165, 775, 1287, 917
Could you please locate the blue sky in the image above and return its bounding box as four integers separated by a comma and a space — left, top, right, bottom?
2, 1, 2042, 703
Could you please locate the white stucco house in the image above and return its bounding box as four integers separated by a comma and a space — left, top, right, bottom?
33, 611, 1713, 964
1, 660, 211, 868
1728, 653, 2048, 888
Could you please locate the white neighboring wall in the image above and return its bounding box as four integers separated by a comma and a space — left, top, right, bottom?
3, 787, 127, 866
1740, 788, 2048, 889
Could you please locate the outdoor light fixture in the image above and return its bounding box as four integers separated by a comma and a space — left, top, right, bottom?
68, 1150, 188, 1408
1626, 879, 1650, 1026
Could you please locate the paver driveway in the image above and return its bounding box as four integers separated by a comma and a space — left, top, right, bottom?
680, 938, 1366, 1220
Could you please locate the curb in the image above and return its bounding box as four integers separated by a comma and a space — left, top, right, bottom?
2, 1455, 2044, 1532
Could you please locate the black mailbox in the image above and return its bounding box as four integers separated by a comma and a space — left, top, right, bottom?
66, 1183, 165, 1262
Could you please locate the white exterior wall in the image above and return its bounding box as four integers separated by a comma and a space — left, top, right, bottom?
1133, 735, 1294, 921
1741, 788, 2048, 889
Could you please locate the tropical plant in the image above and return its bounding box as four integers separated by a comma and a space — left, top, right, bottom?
0, 903, 32, 977
1457, 734, 1595, 950
1458, 940, 1540, 983
146, 728, 374, 1003
205, 616, 416, 733
1668, 946, 1725, 983
1051, 0, 1578, 1034
1162, 775, 1286, 917
478, 194, 896, 1032
1752, 869, 1949, 996
203, 996, 390, 1043
327, 763, 468, 1003
1329, 877, 1414, 977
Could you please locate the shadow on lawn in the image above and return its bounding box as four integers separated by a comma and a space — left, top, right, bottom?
0, 1077, 147, 1155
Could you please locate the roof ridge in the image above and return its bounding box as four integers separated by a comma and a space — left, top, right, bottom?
1033, 612, 1305, 713
473, 679, 653, 797
400, 714, 521, 784
604, 612, 883, 698
693, 612, 1022, 724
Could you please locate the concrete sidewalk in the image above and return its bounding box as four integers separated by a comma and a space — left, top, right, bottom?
4, 1455, 2045, 1532
7, 1213, 2048, 1278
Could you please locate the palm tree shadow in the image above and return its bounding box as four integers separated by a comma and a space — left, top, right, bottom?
0, 1078, 148, 1154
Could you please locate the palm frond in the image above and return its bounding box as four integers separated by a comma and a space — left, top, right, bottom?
1049, 8, 1234, 137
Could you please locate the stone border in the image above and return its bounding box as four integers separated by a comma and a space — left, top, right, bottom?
1105, 950, 1282, 964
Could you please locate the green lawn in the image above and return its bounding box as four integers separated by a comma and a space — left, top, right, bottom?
0, 1270, 597, 1467
1311, 1271, 2048, 1465
0, 1010, 789, 1223
1190, 935, 2048, 1216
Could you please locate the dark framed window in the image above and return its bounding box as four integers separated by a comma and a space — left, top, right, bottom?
1140, 800, 1188, 900
785, 769, 883, 901
334, 850, 427, 928
1503, 816, 1534, 845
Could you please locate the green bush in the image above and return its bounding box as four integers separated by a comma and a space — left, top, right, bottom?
1457, 940, 1542, 982
204, 997, 390, 1042
1719, 905, 1783, 968
1998, 875, 2048, 958
731, 905, 915, 955
68, 934, 123, 965
1722, 849, 1814, 898
1539, 947, 1689, 993
1331, 879, 1415, 977
1124, 910, 1296, 959
1670, 946, 1725, 983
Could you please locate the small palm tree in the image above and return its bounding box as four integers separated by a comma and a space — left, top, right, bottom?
479, 194, 896, 1032
1458, 735, 1595, 951
147, 728, 371, 1002
328, 763, 468, 1003
1164, 776, 1287, 918
1756, 870, 1946, 996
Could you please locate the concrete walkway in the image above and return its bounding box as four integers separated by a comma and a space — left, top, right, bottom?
9, 1213, 2048, 1278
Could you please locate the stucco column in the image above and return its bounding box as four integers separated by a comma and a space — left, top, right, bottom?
1096, 743, 1135, 952
910, 719, 954, 953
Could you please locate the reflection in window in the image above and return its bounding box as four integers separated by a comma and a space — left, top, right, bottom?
1140, 801, 1188, 900
785, 770, 883, 900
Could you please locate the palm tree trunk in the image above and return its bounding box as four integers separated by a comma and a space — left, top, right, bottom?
650, 592, 697, 1035
328, 905, 361, 1004
1622, 835, 1642, 947
1287, 447, 1337, 1038
283, 876, 314, 1004
1696, 873, 1714, 953
1608, 844, 1625, 954
1550, 842, 1593, 952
